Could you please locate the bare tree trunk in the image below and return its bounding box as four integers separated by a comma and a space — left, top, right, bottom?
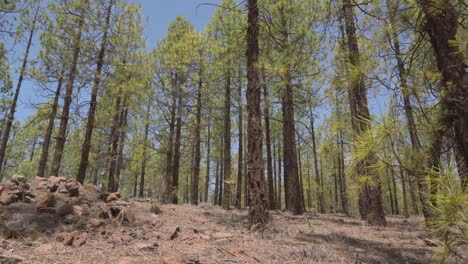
223, 74, 232, 209
214, 158, 219, 205
277, 143, 282, 210
263, 74, 275, 210
37, 70, 64, 177
391, 168, 399, 215
50, 1, 87, 177
0, 3, 39, 177
246, 0, 269, 228
236, 74, 243, 208
76, 0, 114, 184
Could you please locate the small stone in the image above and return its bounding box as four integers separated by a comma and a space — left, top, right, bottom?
65, 181, 79, 197
104, 192, 120, 203
10, 175, 25, 184
36, 243, 53, 253
63, 231, 78, 246
160, 255, 182, 264
87, 218, 104, 229
37, 192, 55, 209
73, 233, 86, 247
116, 256, 132, 264
47, 176, 67, 192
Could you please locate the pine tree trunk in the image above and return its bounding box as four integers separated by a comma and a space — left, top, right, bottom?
159, 77, 177, 203
114, 106, 128, 191
282, 69, 303, 215
50, 2, 87, 176
419, 0, 466, 196
246, 0, 269, 228
37, 70, 64, 177
171, 79, 183, 204
139, 104, 150, 198
277, 144, 282, 210
0, 4, 39, 177
223, 74, 232, 209
192, 72, 203, 205
236, 74, 243, 208
204, 108, 211, 203
214, 159, 219, 205
391, 168, 399, 215
263, 74, 275, 210
342, 0, 386, 225
107, 96, 122, 192
76, 0, 113, 184
310, 109, 325, 213
399, 166, 409, 218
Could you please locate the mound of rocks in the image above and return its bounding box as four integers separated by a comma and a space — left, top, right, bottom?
0, 175, 126, 240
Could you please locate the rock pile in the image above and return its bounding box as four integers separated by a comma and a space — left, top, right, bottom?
0, 175, 128, 242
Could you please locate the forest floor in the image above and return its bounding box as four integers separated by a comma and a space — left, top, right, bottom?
1, 200, 440, 264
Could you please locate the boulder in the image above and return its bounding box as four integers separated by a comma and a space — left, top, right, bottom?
47, 176, 67, 192
10, 175, 25, 185
64, 181, 80, 197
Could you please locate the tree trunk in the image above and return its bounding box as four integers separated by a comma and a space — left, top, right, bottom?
391, 167, 399, 215
342, 0, 386, 225
171, 79, 183, 204
114, 106, 128, 192
50, 1, 87, 176
76, 0, 113, 184
214, 158, 219, 205
37, 70, 64, 177
107, 96, 122, 192
419, 0, 467, 196
0, 4, 39, 177
236, 73, 243, 208
159, 77, 178, 203
246, 0, 269, 228
263, 74, 275, 210
192, 71, 203, 205
139, 104, 150, 198
223, 74, 232, 210
204, 108, 211, 203
277, 143, 282, 210
282, 69, 303, 215
310, 108, 325, 213
399, 166, 409, 218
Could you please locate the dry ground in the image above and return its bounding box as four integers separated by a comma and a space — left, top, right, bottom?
0, 200, 439, 264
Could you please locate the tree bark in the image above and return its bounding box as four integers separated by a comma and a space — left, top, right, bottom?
107, 95, 122, 192
76, 0, 113, 184
246, 0, 269, 228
